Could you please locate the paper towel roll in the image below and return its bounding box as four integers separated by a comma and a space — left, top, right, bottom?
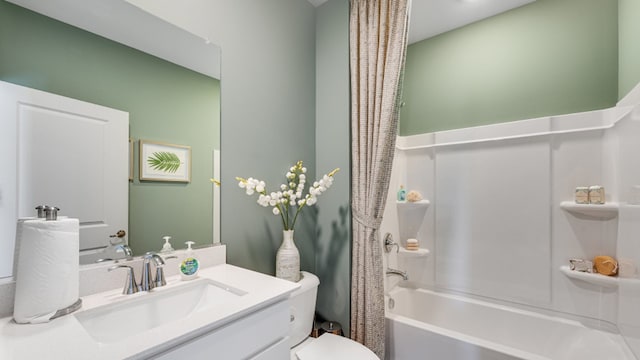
13, 218, 79, 324
12, 218, 37, 277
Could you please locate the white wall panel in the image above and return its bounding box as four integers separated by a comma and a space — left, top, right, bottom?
435, 139, 551, 305
615, 111, 640, 358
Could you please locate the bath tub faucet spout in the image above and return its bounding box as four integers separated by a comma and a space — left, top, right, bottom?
386, 268, 408, 280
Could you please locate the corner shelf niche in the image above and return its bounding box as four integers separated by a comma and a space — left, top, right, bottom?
559, 265, 618, 288
559, 201, 619, 219
396, 199, 431, 208
398, 247, 430, 258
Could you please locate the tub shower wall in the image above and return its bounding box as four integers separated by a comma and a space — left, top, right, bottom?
381, 100, 640, 357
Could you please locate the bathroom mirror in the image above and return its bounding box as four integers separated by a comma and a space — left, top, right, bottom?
0, 0, 221, 277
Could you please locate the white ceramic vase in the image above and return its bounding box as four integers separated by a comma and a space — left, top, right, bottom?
276, 230, 300, 282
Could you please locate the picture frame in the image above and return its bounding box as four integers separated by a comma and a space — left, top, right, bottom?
139, 139, 191, 182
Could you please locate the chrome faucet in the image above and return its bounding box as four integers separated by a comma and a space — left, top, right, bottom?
115, 244, 133, 260
95, 244, 133, 263
386, 268, 408, 281
140, 252, 166, 291
95, 230, 133, 263
154, 255, 177, 287
108, 253, 173, 294
108, 265, 139, 294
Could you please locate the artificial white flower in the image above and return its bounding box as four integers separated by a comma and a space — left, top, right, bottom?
236, 161, 339, 230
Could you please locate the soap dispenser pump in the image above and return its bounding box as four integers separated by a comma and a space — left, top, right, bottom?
160, 236, 174, 253
180, 241, 199, 280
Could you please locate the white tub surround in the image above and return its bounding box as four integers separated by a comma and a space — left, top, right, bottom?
0, 263, 299, 359
386, 287, 634, 360
382, 96, 640, 359
383, 104, 638, 322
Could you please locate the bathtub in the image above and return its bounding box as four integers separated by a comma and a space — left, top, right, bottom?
385, 287, 635, 360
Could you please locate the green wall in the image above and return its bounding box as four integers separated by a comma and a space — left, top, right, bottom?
0, 1, 220, 255
216, 0, 317, 276
619, 0, 640, 99
401, 0, 618, 135
316, 0, 351, 334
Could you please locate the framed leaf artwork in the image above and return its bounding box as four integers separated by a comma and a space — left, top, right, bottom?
139, 140, 191, 182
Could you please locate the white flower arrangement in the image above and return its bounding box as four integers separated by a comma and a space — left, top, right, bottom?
236, 161, 339, 231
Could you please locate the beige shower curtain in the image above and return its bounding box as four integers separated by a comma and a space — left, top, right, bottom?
349, 0, 410, 358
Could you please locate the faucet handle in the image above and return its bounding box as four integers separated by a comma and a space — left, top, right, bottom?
154, 255, 177, 287
108, 265, 139, 295
144, 252, 165, 266
384, 233, 399, 253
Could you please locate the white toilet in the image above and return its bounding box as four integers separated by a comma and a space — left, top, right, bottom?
289, 271, 379, 360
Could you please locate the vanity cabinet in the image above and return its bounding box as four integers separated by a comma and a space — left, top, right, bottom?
150, 300, 290, 360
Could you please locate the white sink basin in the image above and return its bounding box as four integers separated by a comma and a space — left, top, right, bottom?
75, 279, 246, 343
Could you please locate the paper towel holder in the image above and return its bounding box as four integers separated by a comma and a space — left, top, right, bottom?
43, 206, 60, 221
35, 205, 47, 218
49, 298, 83, 320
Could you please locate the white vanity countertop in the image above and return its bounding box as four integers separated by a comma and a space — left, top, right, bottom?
0, 264, 300, 359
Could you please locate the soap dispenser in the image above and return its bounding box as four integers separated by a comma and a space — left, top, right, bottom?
160, 236, 174, 254
397, 185, 407, 202
180, 241, 199, 280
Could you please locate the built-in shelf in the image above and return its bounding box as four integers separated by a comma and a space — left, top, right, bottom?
397, 199, 430, 207
560, 265, 618, 288
398, 247, 430, 257
559, 201, 619, 219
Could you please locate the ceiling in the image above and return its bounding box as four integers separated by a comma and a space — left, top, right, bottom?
308, 0, 536, 44
6, 0, 221, 79
9, 0, 537, 77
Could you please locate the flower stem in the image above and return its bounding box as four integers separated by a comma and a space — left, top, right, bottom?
290, 204, 304, 230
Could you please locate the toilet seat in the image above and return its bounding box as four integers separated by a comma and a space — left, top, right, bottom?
294, 333, 378, 360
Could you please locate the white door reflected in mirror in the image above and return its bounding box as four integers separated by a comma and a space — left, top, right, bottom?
0, 81, 129, 278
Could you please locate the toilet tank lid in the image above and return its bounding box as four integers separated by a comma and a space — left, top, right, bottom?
292, 271, 320, 295
295, 333, 378, 360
